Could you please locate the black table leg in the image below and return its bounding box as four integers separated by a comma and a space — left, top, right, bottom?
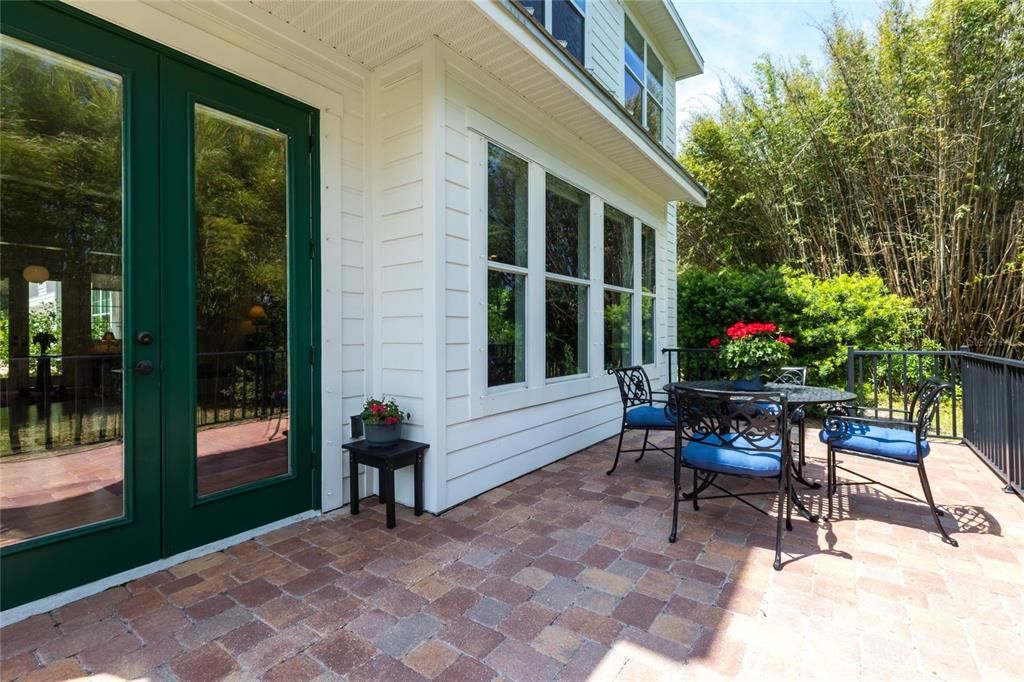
414, 452, 424, 516
349, 453, 359, 515
384, 468, 396, 529
379, 472, 387, 505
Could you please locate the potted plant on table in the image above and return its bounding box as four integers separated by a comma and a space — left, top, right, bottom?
360, 397, 409, 447
710, 321, 794, 390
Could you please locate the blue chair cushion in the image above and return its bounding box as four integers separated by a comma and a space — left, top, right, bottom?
681, 434, 783, 477
819, 422, 929, 462
625, 405, 674, 428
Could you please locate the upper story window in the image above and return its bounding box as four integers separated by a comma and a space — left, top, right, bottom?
520, 0, 586, 64
624, 16, 664, 140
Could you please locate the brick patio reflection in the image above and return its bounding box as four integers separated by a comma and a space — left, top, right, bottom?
2, 431, 1021, 681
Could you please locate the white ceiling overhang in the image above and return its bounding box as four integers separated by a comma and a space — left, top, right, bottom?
164, 0, 707, 204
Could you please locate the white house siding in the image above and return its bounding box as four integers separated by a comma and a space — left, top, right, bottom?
439, 45, 675, 510
63, 0, 373, 514
587, 0, 625, 100
663, 76, 678, 151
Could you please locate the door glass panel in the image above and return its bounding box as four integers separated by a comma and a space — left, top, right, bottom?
0, 36, 125, 546
193, 104, 289, 497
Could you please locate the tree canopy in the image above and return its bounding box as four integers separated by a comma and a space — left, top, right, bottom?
677, 0, 1024, 356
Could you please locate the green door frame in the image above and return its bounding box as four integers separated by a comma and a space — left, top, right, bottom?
0, 1, 321, 611
159, 57, 319, 555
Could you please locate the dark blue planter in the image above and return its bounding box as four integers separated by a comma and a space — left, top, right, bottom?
364, 422, 402, 447
733, 368, 765, 391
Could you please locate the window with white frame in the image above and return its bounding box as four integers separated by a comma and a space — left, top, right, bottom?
544, 174, 589, 379
486, 143, 529, 388
641, 224, 656, 365
624, 15, 664, 139
520, 0, 586, 63
604, 205, 633, 369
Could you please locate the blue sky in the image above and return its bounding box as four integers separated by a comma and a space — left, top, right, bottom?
672, 1, 883, 131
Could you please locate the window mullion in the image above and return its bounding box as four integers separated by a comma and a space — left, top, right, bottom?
590, 197, 604, 376
527, 161, 546, 388
631, 217, 642, 366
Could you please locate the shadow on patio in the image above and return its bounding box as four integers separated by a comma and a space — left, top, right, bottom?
1, 431, 1021, 681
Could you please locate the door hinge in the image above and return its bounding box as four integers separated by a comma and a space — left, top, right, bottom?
309, 134, 315, 153
310, 345, 317, 365
309, 239, 317, 260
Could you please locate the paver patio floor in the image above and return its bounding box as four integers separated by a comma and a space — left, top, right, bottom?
2, 431, 1021, 681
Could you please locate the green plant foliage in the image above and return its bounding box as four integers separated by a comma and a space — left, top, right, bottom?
676, 0, 1024, 357
677, 266, 923, 385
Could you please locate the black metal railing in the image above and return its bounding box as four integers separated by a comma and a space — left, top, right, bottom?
662, 347, 726, 383
661, 345, 1022, 497
961, 351, 1023, 496
845, 348, 963, 439
1, 349, 287, 456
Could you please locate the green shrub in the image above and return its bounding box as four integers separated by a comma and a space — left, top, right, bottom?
676, 266, 925, 385
675, 267, 798, 348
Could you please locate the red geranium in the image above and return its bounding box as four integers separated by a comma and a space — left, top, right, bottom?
715, 320, 794, 377
361, 397, 408, 425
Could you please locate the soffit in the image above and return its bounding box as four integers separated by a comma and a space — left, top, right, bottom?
247, 0, 705, 203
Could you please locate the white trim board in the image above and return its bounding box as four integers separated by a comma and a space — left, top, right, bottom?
0, 510, 320, 626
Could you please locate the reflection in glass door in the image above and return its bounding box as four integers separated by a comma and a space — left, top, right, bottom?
193, 105, 290, 496
0, 36, 126, 546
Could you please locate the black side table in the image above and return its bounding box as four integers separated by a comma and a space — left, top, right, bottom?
342, 438, 428, 528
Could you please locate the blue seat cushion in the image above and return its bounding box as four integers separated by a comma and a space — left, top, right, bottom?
625, 405, 674, 428
681, 434, 783, 477
819, 422, 929, 462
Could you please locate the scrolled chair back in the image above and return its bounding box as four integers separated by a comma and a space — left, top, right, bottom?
667, 387, 787, 451
607, 366, 654, 409
914, 378, 952, 440
774, 366, 807, 385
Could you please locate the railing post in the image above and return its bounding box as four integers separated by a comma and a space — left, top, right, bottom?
958, 345, 970, 445
845, 345, 855, 394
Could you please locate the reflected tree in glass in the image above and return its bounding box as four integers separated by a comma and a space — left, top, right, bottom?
546, 280, 587, 378
488, 270, 526, 386
604, 290, 632, 369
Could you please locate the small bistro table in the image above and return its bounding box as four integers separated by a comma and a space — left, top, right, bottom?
342, 438, 428, 529
664, 380, 856, 521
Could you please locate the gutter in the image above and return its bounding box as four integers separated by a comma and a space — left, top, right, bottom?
497, 0, 708, 200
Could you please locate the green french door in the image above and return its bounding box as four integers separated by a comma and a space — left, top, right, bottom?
0, 2, 317, 610
159, 58, 316, 555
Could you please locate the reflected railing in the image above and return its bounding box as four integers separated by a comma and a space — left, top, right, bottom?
1, 349, 287, 456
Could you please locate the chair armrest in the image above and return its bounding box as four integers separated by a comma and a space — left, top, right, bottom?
824, 414, 917, 431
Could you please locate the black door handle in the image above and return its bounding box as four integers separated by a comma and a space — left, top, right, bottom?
134, 360, 155, 375
136, 331, 153, 345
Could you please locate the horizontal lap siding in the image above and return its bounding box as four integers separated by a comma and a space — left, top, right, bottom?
662, 77, 677, 152
376, 61, 427, 439
445, 94, 472, 427
328, 86, 372, 511
440, 56, 671, 510
588, 0, 624, 99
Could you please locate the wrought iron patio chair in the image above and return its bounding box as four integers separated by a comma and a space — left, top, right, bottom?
668, 387, 793, 570
819, 377, 958, 546
773, 366, 809, 474
606, 366, 674, 475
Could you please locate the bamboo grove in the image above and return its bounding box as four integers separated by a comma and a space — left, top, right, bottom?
677, 0, 1024, 356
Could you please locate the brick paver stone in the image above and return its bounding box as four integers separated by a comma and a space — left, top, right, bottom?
2, 436, 1022, 682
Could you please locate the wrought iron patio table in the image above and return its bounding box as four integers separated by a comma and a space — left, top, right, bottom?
664, 380, 855, 521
